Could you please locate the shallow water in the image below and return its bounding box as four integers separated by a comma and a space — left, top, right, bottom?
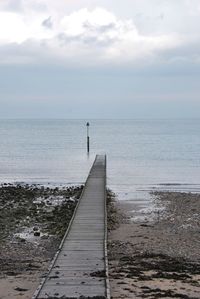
0, 119, 200, 202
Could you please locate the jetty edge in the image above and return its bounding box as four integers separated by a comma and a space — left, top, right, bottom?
32, 154, 110, 299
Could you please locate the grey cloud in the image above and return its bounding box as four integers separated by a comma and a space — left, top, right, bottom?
157, 40, 200, 65
0, 0, 23, 12
1, 36, 200, 73
56, 33, 83, 46
56, 21, 119, 48
57, 31, 116, 48
158, 13, 164, 20
81, 35, 115, 47
0, 0, 47, 12
0, 40, 51, 65
83, 21, 116, 33
42, 16, 53, 29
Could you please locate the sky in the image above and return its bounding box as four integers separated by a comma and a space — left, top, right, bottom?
0, 0, 200, 119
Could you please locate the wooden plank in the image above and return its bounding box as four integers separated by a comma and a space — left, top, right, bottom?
33, 155, 108, 299
38, 285, 105, 298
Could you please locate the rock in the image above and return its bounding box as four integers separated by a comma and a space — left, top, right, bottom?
15, 287, 28, 292
33, 226, 39, 231
6, 271, 17, 276
41, 235, 48, 240
34, 231, 40, 237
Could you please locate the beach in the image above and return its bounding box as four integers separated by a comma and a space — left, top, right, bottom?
108, 191, 200, 299
1, 0, 200, 296
0, 184, 83, 299
1, 183, 200, 298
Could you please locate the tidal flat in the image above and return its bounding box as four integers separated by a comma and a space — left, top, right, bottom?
108, 191, 200, 299
0, 184, 83, 299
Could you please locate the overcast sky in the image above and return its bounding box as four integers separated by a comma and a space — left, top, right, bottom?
0, 0, 200, 118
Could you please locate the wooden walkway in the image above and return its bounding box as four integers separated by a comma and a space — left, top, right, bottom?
33, 154, 109, 299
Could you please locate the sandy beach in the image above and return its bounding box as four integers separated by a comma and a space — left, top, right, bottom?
108, 191, 200, 299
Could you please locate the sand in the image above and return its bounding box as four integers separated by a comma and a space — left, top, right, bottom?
1, 185, 200, 299
108, 192, 200, 299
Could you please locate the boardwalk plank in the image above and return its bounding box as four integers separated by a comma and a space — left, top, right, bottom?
38, 285, 105, 298
33, 155, 108, 299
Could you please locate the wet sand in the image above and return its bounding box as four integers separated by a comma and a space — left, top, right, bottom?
108, 192, 200, 299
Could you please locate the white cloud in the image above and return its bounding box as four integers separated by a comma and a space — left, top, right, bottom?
0, 12, 27, 43
0, 2, 197, 66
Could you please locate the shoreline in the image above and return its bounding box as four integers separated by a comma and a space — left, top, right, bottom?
1, 183, 200, 298
108, 191, 200, 299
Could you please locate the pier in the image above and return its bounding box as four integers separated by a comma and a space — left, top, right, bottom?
33, 154, 109, 299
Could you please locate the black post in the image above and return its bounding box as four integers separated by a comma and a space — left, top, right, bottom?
86, 122, 90, 153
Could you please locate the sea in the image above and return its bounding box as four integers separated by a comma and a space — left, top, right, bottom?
0, 119, 200, 206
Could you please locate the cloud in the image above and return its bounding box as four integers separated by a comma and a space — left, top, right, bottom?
0, 0, 47, 13
0, 0, 23, 12
42, 16, 53, 29
1, 1, 200, 119
0, 2, 200, 68
0, 6, 182, 67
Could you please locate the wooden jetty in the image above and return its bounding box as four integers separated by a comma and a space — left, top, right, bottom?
33, 154, 110, 299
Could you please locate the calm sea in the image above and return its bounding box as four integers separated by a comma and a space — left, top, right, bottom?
0, 119, 200, 201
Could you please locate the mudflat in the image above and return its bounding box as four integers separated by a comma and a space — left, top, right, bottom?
108, 191, 200, 299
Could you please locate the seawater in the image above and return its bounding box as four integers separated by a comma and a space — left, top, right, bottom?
0, 119, 200, 202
